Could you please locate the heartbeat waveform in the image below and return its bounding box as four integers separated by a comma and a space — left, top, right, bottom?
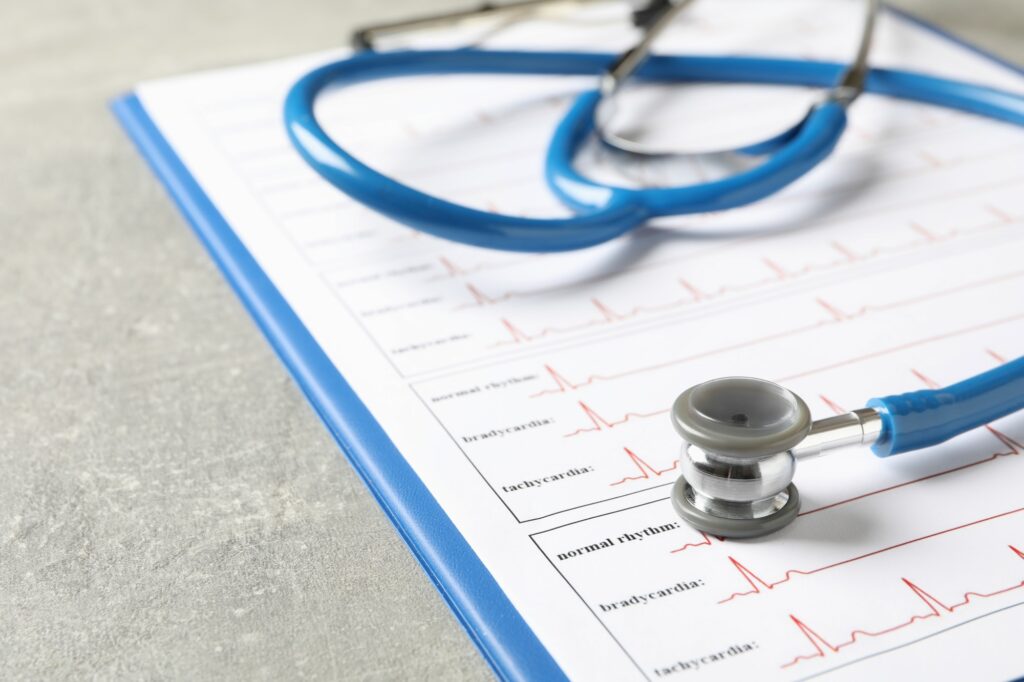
562, 401, 669, 438
816, 297, 852, 321
531, 365, 586, 396
781, 545, 1024, 669
497, 298, 622, 344
987, 348, 1008, 363
670, 531, 725, 554
777, 313, 1024, 383
818, 394, 848, 415
456, 282, 520, 308
524, 268, 1024, 395
762, 257, 790, 279
911, 368, 941, 390
986, 203, 1015, 224
917, 149, 946, 168
819, 365, 1024, 509
472, 207, 1017, 322
429, 254, 534, 282
718, 506, 1024, 604
439, 256, 478, 277
461, 243, 780, 311
798, 422, 1022, 516
609, 448, 678, 487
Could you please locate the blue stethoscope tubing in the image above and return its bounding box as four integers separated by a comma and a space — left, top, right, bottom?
871, 357, 1024, 457
284, 49, 1024, 253
284, 49, 1024, 457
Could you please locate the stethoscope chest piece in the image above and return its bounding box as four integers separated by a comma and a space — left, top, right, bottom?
671, 477, 801, 539
670, 377, 812, 538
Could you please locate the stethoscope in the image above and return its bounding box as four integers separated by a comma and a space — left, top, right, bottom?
284, 0, 1024, 537
671, 366, 1024, 538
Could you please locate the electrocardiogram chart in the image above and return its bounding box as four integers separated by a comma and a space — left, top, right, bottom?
454, 205, 1017, 313
413, 341, 1024, 531
323, 228, 1024, 384
296, 183, 1024, 385
527, 317, 1024, 415
156, 2, 1024, 676
718, 367, 1024, 670
296, 136, 1024, 379
780, 545, 1024, 669
531, 424, 1024, 677
490, 256, 1024, 350
429, 334, 1024, 674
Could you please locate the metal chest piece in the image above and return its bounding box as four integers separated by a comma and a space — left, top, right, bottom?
670, 377, 812, 538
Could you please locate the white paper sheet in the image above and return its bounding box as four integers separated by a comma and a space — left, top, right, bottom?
135, 1, 1024, 678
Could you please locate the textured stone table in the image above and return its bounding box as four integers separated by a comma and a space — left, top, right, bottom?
1, 1, 1020, 678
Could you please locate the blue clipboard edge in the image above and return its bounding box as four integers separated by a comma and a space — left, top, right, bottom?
110, 10, 1021, 681
110, 93, 567, 682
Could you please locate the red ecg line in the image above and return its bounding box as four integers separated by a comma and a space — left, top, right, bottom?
781, 545, 1024, 668
918, 150, 946, 168
431, 254, 533, 281
818, 394, 848, 415
797, 358, 1023, 517
524, 269, 1024, 394
497, 298, 634, 344
532, 364, 584, 395
609, 448, 678, 487
986, 348, 1007, 364
670, 531, 724, 554
717, 506, 1024, 605
798, 424, 1023, 517
439, 256, 475, 277
459, 282, 517, 307
562, 401, 669, 438
777, 314, 1024, 383
465, 207, 1016, 316
911, 368, 941, 389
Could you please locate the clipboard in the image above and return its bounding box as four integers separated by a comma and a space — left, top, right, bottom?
112, 8, 1021, 680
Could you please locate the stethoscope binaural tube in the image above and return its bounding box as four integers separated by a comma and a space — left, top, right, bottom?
284, 49, 1024, 252
592, 0, 879, 157
670, 356, 1024, 539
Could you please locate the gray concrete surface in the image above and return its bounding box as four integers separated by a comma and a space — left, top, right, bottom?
1, 1, 1021, 679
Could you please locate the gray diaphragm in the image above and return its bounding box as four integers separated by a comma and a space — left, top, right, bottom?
670, 377, 812, 538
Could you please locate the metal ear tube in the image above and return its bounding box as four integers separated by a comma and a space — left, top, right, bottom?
670, 377, 882, 538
